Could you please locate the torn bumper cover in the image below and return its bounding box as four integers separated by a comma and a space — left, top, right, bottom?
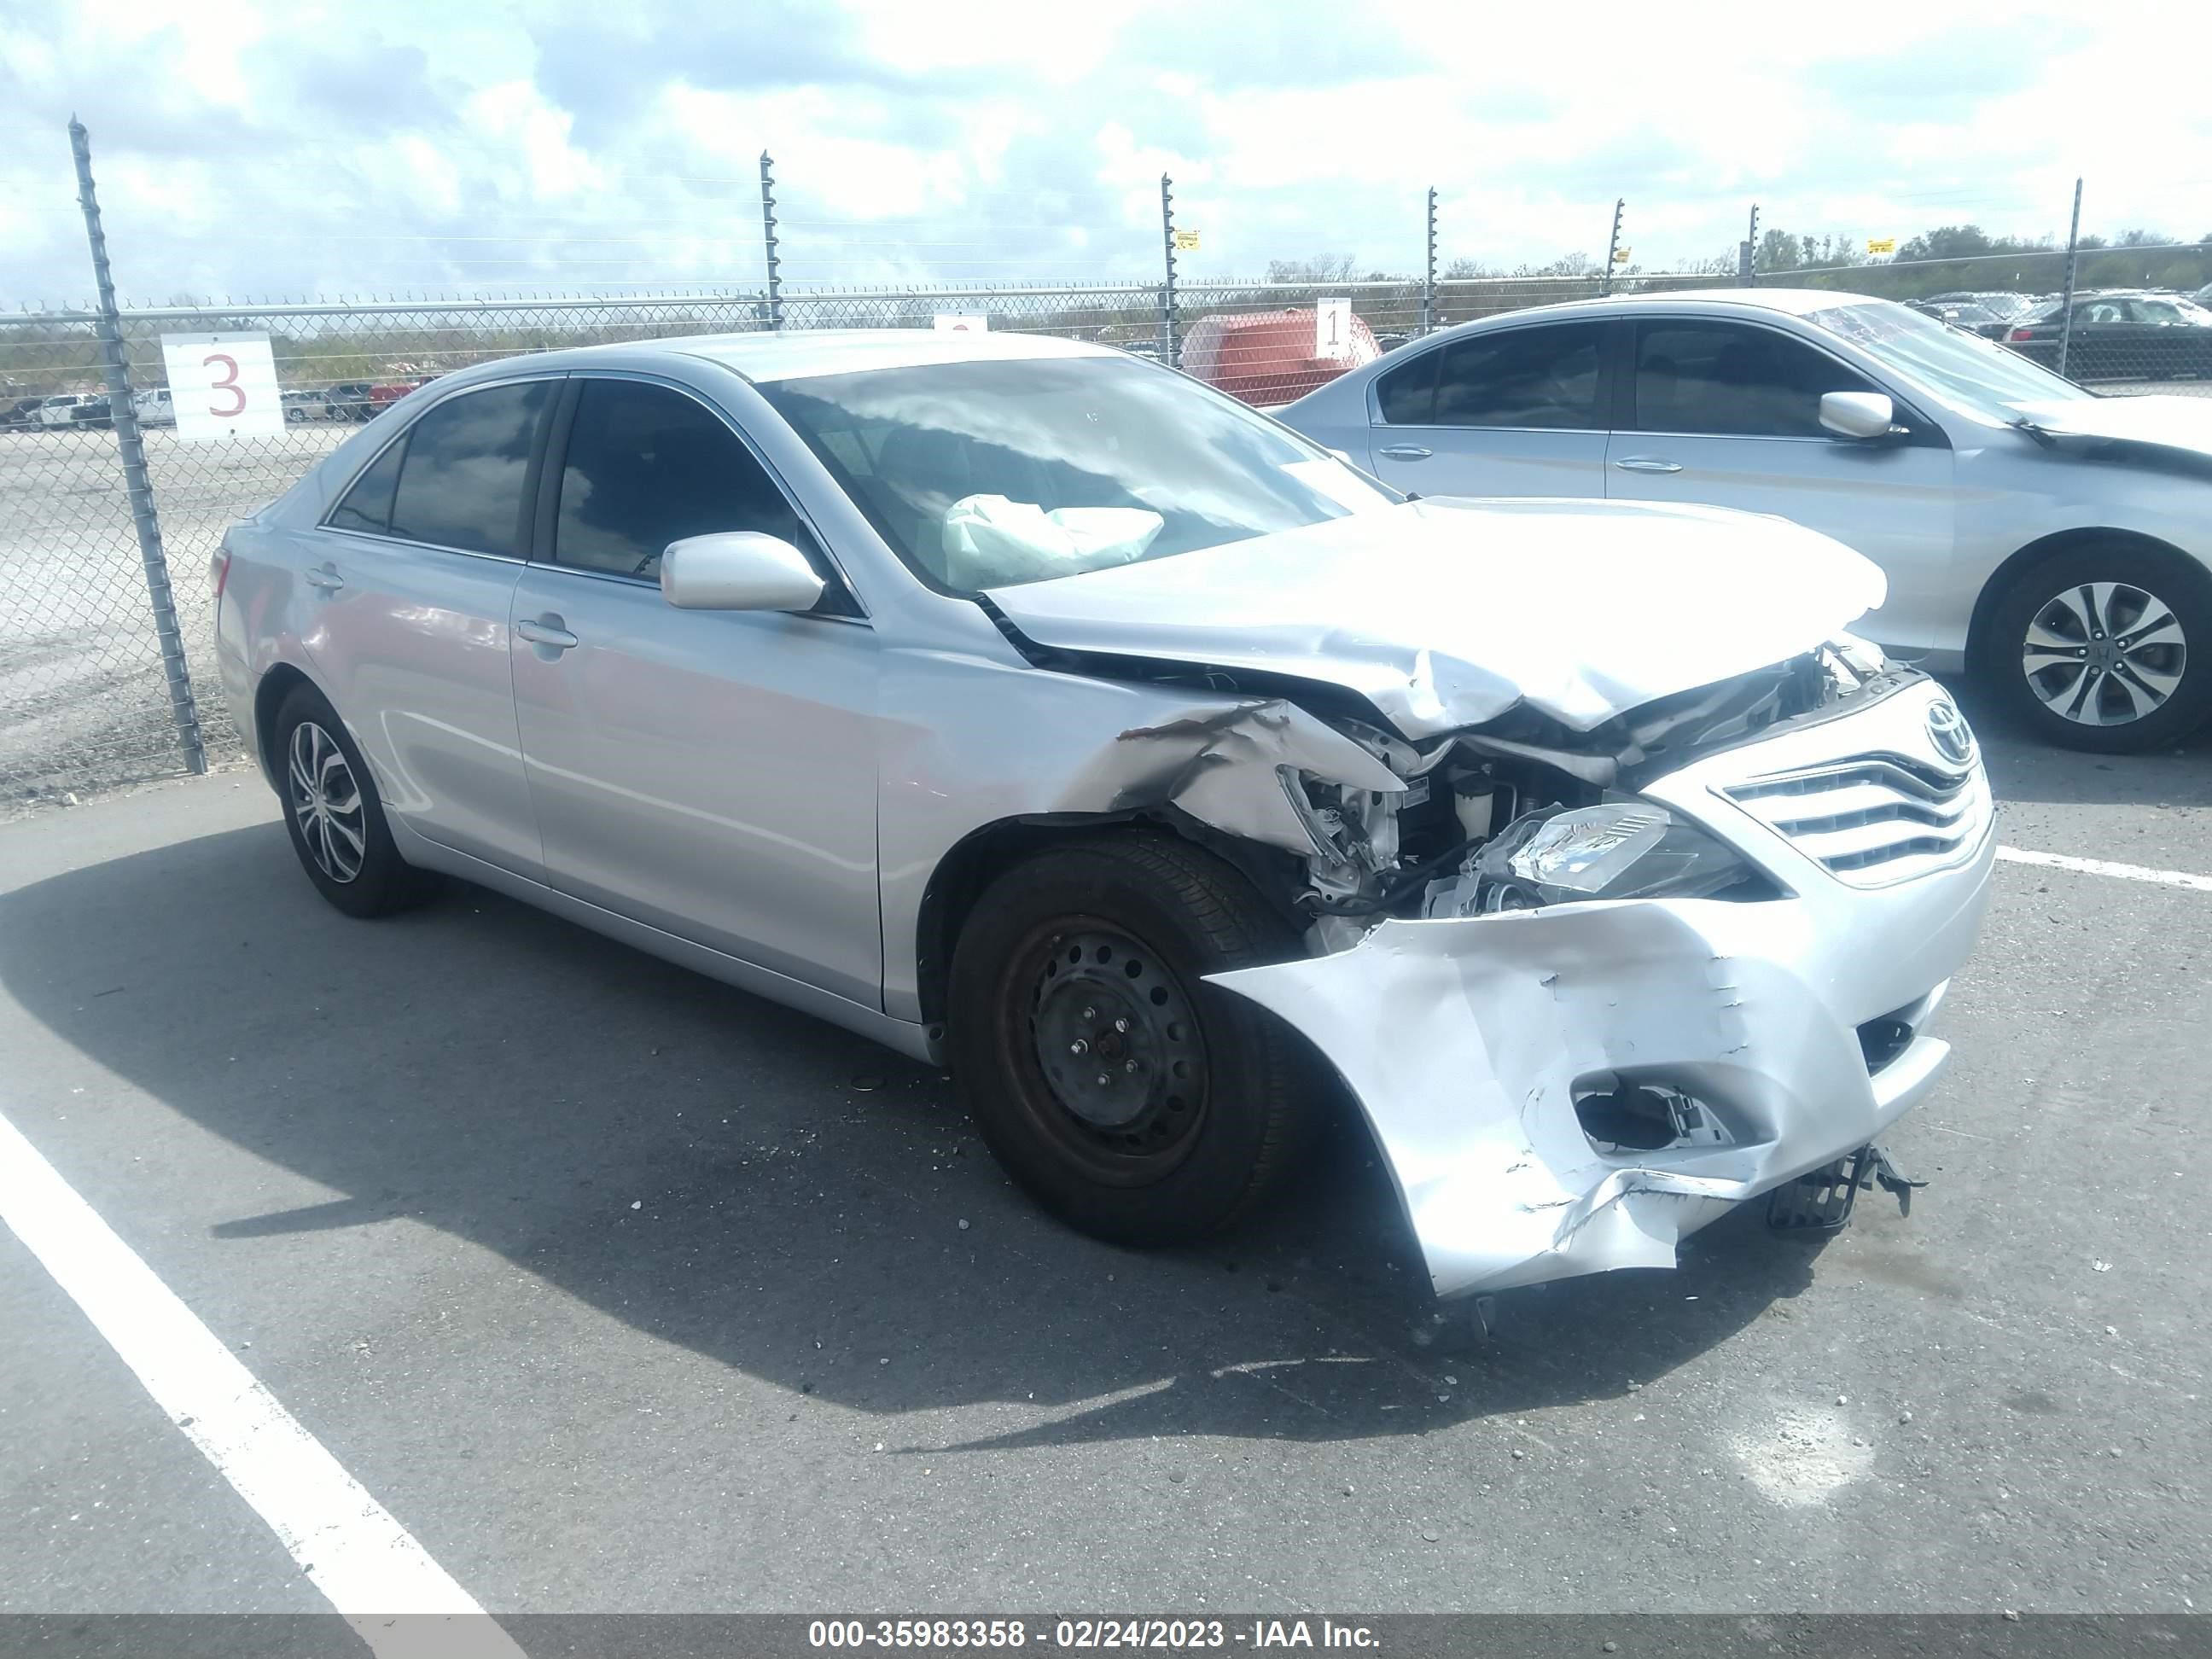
1209, 837, 1994, 1298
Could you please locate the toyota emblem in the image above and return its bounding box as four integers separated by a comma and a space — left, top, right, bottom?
1925, 696, 1975, 766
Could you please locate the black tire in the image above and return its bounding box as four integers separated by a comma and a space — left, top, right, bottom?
1984, 542, 2212, 753
271, 682, 439, 917
946, 832, 1325, 1247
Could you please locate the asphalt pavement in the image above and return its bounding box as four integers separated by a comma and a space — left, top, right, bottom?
3, 684, 2209, 1621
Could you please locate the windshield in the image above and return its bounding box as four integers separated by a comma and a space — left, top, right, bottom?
758, 356, 1394, 595
1808, 298, 2093, 414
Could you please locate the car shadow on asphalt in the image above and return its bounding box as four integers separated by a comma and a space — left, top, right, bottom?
1, 822, 1837, 1451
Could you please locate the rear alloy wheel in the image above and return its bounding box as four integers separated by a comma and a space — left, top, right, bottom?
1989, 545, 2212, 753
272, 683, 440, 917
946, 834, 1325, 1246
288, 719, 367, 886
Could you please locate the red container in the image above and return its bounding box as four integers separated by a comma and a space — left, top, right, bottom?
1179, 308, 1381, 406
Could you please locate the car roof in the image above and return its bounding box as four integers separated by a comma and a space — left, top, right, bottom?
1441, 287, 1875, 326
487, 327, 1112, 387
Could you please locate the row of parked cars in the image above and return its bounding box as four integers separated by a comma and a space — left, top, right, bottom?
277, 377, 442, 423
2, 375, 443, 432
1911, 283, 2212, 381
1, 392, 115, 428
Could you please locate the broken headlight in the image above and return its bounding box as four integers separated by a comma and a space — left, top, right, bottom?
1471, 803, 1766, 909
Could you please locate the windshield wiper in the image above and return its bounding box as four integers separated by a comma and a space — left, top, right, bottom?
2008, 416, 2058, 447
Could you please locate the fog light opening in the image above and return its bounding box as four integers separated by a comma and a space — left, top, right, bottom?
1573, 1078, 1732, 1155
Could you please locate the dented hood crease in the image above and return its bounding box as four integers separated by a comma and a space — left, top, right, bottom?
985, 498, 1887, 736
2011, 395, 2212, 457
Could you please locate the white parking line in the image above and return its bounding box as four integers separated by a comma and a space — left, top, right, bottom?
1998, 845, 2212, 894
0, 1108, 525, 1659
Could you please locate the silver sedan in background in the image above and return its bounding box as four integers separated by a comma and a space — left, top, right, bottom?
1281, 290, 2212, 752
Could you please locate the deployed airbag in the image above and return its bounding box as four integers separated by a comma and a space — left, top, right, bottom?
942, 494, 1163, 589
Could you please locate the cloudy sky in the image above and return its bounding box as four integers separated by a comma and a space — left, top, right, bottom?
2, 0, 2207, 308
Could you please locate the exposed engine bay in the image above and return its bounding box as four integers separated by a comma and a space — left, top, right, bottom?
1098, 632, 1910, 953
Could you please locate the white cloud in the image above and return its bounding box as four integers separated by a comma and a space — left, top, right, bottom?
0, 0, 2204, 306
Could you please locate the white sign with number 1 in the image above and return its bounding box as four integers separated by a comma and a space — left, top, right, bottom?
1316, 297, 1354, 361
159, 331, 283, 442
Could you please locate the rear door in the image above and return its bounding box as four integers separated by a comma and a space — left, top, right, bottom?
507, 375, 882, 1009
1602, 317, 1958, 653
2121, 297, 2212, 380
1363, 320, 1611, 498
300, 376, 554, 873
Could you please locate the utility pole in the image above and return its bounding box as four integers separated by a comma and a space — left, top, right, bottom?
759, 152, 783, 332
1602, 198, 1625, 295
1742, 203, 1760, 285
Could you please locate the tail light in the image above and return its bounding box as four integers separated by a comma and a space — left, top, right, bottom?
2008, 326, 2035, 341
210, 544, 231, 603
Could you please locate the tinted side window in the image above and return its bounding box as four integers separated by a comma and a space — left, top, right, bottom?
554, 381, 800, 579
386, 381, 550, 556
328, 437, 406, 533
1375, 350, 1441, 424
1431, 325, 1603, 429
1633, 323, 1874, 438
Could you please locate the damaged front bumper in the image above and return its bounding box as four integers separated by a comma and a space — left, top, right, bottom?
1210, 684, 1998, 1299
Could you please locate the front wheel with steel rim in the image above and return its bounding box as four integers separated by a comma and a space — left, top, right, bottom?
272, 682, 439, 917
946, 833, 1326, 1247
1988, 544, 2212, 754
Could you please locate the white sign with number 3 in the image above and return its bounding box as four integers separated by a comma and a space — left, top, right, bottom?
159, 331, 283, 442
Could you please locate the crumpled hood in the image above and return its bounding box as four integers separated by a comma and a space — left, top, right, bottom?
2011, 395, 2212, 457
985, 496, 1885, 736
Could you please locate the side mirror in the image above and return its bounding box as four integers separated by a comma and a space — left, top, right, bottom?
660, 532, 825, 613
1819, 390, 1898, 440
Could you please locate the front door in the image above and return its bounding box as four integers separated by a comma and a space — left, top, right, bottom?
508, 376, 882, 1010
1363, 320, 1611, 498
1602, 318, 1958, 656
300, 377, 556, 874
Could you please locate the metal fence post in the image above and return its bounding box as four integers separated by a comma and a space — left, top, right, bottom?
1422, 187, 1438, 335
1741, 203, 1760, 285
1158, 174, 1179, 368
68, 117, 206, 777
1603, 198, 1625, 295
2058, 177, 2083, 380
760, 151, 783, 332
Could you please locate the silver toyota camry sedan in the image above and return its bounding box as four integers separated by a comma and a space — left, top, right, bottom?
214, 330, 1994, 1298
1281, 290, 2212, 754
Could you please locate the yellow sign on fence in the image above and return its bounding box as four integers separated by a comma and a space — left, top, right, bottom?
1173, 230, 1201, 252
1866, 236, 1897, 254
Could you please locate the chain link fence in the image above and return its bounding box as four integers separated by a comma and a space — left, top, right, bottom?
3, 253, 2207, 810
0, 318, 215, 803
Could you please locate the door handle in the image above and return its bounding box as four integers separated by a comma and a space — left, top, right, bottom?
515, 614, 579, 651
304, 564, 345, 591
1612, 457, 1683, 474
1377, 444, 1433, 460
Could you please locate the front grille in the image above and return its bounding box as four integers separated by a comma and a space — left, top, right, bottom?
1723, 752, 1992, 888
